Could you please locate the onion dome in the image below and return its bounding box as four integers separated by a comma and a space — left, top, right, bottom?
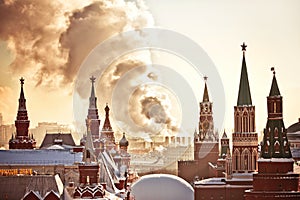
119, 132, 129, 147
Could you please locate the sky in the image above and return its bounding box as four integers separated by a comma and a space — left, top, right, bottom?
0, 0, 300, 141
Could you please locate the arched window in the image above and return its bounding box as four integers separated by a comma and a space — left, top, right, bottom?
233, 149, 240, 171
274, 141, 280, 153
252, 149, 258, 171
241, 148, 251, 171
274, 128, 279, 138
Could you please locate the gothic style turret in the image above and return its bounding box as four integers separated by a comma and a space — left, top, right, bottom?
261, 68, 291, 158
245, 68, 300, 200
9, 78, 36, 149
100, 104, 115, 151
86, 76, 101, 141
232, 43, 258, 173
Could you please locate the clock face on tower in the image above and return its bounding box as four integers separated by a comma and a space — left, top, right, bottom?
203, 121, 209, 130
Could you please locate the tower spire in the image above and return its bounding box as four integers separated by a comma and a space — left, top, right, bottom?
261, 68, 291, 159
237, 42, 252, 106
83, 119, 96, 163
202, 76, 209, 102
102, 103, 112, 131
269, 67, 281, 96
89, 76, 97, 109
18, 77, 26, 111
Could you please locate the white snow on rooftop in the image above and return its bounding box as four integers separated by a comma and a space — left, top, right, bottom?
0, 149, 82, 165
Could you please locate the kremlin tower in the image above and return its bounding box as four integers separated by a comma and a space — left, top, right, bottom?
9, 77, 36, 149
245, 68, 300, 199
81, 76, 101, 154
178, 77, 219, 182
194, 76, 219, 162
86, 76, 101, 141
232, 43, 258, 173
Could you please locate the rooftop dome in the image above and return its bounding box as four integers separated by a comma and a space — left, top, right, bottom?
119, 132, 128, 147
287, 118, 300, 133
131, 174, 194, 200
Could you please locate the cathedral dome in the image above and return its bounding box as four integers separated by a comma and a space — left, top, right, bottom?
130, 174, 194, 200
119, 132, 128, 147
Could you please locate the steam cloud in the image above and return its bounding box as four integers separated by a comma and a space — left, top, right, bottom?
0, 0, 153, 87
0, 0, 181, 140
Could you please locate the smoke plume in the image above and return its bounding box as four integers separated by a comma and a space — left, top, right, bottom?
0, 0, 153, 88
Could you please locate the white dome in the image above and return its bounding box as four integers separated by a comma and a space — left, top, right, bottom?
131, 174, 194, 200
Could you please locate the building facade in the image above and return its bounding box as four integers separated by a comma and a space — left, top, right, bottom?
232, 43, 258, 173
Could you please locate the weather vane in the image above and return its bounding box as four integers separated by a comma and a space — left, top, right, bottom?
271, 67, 275, 75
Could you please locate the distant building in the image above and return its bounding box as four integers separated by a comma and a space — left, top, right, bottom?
9, 78, 36, 149
0, 122, 15, 149
287, 118, 300, 161
231, 43, 258, 174
178, 77, 219, 183
244, 69, 300, 199
40, 132, 76, 149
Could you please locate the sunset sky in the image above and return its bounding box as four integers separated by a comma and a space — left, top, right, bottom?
0, 0, 300, 140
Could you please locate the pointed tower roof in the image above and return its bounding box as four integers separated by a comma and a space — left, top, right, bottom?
202, 76, 209, 102
89, 76, 97, 109
222, 130, 228, 139
83, 119, 96, 162
269, 67, 281, 96
237, 42, 252, 106
102, 103, 112, 131
261, 69, 292, 159
18, 77, 27, 111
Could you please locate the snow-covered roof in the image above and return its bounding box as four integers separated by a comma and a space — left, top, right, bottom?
0, 149, 82, 165
131, 174, 194, 200
258, 158, 294, 163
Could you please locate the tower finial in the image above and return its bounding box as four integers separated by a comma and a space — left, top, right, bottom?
204, 76, 208, 81
90, 76, 96, 83
271, 67, 275, 75
241, 42, 247, 52
20, 77, 25, 86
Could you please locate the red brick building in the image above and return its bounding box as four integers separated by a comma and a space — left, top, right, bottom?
244, 69, 300, 199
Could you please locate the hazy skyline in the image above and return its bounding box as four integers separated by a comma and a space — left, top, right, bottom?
0, 0, 300, 140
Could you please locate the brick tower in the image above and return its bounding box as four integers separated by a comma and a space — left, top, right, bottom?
9, 77, 36, 149
194, 76, 219, 161
232, 43, 258, 173
245, 68, 300, 199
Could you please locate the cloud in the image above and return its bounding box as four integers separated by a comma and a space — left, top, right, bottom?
0, 0, 154, 89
